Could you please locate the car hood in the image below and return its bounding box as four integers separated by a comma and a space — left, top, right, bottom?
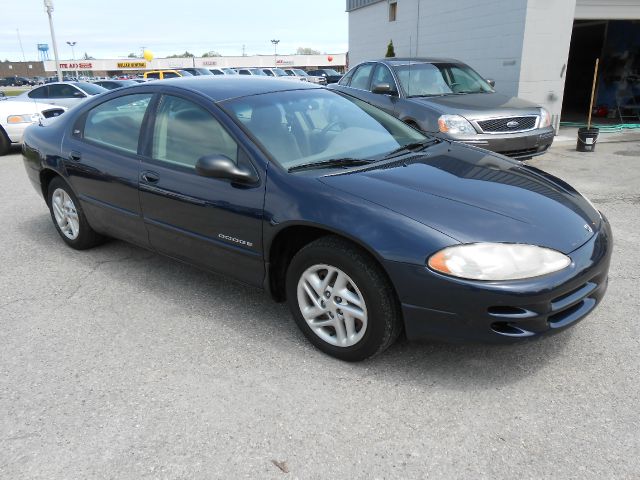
408, 92, 540, 118
319, 144, 601, 254
0, 99, 66, 115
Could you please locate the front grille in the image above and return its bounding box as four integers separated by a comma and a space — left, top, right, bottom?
478, 116, 537, 133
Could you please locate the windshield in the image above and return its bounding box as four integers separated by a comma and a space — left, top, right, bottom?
222, 68, 238, 75
272, 68, 288, 77
292, 69, 308, 76
223, 89, 427, 170
394, 62, 494, 97
73, 82, 107, 95
322, 69, 341, 76
250, 69, 267, 76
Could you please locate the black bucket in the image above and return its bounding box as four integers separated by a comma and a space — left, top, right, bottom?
576, 127, 599, 152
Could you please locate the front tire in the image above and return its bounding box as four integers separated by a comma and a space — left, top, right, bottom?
0, 129, 10, 156
285, 236, 402, 361
47, 177, 104, 250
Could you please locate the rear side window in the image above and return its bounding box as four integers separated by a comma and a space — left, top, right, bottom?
350, 64, 374, 90
146, 72, 160, 79
28, 86, 48, 99
163, 72, 179, 79
82, 94, 153, 154
151, 95, 238, 168
238, 69, 250, 75
338, 68, 356, 86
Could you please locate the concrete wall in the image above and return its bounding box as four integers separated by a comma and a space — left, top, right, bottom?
518, 0, 577, 129
348, 0, 529, 96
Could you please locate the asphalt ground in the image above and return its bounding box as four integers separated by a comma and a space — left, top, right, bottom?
0, 134, 639, 479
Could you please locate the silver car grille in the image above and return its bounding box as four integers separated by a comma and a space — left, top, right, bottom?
477, 116, 538, 133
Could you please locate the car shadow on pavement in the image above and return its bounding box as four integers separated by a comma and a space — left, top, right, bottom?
20, 213, 572, 390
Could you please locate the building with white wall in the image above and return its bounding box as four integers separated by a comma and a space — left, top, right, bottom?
347, 0, 640, 127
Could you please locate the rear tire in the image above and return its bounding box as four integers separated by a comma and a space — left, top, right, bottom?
285, 236, 402, 361
0, 129, 10, 156
47, 177, 104, 250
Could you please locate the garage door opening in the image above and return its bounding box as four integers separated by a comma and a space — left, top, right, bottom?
562, 20, 640, 127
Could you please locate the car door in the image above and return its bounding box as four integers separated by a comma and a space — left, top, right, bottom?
139, 93, 265, 286
63, 92, 154, 246
48, 83, 86, 108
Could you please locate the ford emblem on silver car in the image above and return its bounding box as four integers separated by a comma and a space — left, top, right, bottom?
506, 121, 520, 128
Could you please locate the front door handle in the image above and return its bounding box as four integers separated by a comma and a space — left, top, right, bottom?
69, 151, 82, 162
141, 171, 159, 183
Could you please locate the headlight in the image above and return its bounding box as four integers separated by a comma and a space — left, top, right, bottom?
539, 108, 551, 128
437, 114, 477, 135
428, 243, 571, 280
7, 113, 40, 124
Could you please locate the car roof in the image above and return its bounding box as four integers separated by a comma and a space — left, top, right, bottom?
377, 57, 462, 66
152, 76, 321, 102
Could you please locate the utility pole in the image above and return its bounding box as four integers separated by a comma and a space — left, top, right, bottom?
66, 41, 78, 79
242, 44, 246, 56
44, 0, 63, 82
271, 39, 280, 67
16, 29, 26, 62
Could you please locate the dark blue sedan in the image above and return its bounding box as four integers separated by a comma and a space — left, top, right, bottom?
21, 77, 612, 361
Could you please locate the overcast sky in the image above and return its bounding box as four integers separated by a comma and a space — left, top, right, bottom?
1, 0, 348, 61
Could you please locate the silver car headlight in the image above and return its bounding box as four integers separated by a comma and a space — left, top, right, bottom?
539, 108, 551, 128
428, 243, 571, 281
437, 114, 477, 135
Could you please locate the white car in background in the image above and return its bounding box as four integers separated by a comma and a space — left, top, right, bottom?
0, 98, 66, 155
11, 81, 107, 109
260, 67, 307, 82
283, 68, 327, 85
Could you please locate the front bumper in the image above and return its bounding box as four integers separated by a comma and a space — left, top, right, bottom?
3, 121, 32, 143
384, 215, 613, 343
451, 126, 556, 159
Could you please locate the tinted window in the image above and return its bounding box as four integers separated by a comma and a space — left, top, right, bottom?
262, 69, 274, 76
73, 82, 107, 95
210, 69, 224, 75
238, 69, 250, 75
350, 64, 374, 90
371, 64, 396, 89
83, 94, 153, 154
49, 84, 80, 98
28, 86, 48, 99
152, 95, 238, 168
146, 72, 160, 79
163, 72, 179, 79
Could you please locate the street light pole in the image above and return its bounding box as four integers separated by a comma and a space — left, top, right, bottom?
44, 0, 63, 82
270, 39, 280, 67
66, 41, 78, 79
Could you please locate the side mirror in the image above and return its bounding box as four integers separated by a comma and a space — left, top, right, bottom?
195, 154, 258, 185
371, 82, 397, 95
73, 91, 86, 98
486, 78, 496, 88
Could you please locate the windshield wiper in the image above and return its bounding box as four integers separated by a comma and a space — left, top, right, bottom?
288, 158, 372, 173
383, 138, 440, 159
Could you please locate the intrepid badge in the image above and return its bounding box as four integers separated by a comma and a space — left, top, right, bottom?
584, 224, 593, 234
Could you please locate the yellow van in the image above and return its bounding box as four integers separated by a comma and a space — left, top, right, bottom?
143, 70, 193, 80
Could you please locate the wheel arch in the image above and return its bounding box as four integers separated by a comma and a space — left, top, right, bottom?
266, 221, 400, 306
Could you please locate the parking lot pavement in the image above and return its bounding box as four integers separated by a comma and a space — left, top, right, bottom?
1, 137, 639, 480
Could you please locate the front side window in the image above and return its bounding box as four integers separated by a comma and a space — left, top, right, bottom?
350, 64, 374, 90
371, 64, 396, 90
152, 95, 238, 168
394, 62, 493, 97
83, 94, 153, 154
73, 82, 107, 95
223, 89, 425, 170
163, 72, 179, 79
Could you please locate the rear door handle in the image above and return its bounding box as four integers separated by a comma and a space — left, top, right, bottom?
141, 171, 159, 183
69, 151, 82, 161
